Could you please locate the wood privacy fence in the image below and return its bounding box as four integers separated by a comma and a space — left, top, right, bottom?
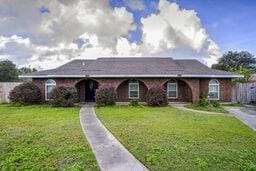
232, 82, 256, 104
0, 82, 22, 103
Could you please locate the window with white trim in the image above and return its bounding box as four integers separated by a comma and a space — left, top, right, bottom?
209, 79, 219, 100
45, 79, 56, 100
167, 80, 178, 98
129, 80, 139, 99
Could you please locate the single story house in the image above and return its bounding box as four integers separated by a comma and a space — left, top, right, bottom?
20, 57, 242, 103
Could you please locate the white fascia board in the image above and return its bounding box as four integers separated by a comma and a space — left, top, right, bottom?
19, 74, 244, 78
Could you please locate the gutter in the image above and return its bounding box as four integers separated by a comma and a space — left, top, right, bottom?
19, 74, 244, 79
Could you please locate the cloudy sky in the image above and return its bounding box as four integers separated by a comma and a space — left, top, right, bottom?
0, 0, 255, 70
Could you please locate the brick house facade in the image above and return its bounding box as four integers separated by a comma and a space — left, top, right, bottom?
32, 77, 233, 103
21, 58, 242, 103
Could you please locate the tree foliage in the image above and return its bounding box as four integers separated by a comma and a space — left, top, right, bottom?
231, 66, 252, 83
19, 67, 37, 74
212, 51, 256, 72
0, 60, 19, 82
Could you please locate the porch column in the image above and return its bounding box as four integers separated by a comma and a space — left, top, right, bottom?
182, 78, 200, 103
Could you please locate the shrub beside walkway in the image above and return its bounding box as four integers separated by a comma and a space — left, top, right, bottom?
79, 104, 148, 171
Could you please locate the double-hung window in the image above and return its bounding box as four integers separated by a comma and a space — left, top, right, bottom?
167, 80, 178, 98
45, 79, 56, 100
209, 79, 219, 100
129, 80, 139, 99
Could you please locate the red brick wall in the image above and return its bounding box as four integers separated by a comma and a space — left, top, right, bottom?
163, 80, 192, 102
199, 78, 232, 102
33, 77, 232, 103
116, 80, 147, 102
33, 78, 79, 101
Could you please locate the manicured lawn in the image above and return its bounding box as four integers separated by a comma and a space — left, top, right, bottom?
0, 104, 98, 170
185, 104, 228, 113
96, 106, 256, 170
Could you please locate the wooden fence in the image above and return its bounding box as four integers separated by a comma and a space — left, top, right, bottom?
232, 82, 256, 104
0, 82, 22, 103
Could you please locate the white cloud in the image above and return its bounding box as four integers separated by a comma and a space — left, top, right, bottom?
139, 0, 221, 66
124, 0, 146, 11
0, 0, 221, 69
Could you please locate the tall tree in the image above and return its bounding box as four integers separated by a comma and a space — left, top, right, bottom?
212, 51, 256, 72
19, 67, 37, 74
0, 60, 19, 82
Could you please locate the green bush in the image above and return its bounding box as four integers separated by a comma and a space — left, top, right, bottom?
146, 87, 168, 106
49, 86, 77, 107
95, 86, 117, 106
9, 82, 41, 104
129, 99, 139, 106
211, 100, 220, 107
198, 97, 209, 107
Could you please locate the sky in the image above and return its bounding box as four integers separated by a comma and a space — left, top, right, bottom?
0, 0, 255, 70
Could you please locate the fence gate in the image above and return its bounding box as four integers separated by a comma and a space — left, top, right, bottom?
0, 82, 22, 103
232, 82, 256, 104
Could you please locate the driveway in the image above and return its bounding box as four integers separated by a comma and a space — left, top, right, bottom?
224, 106, 256, 131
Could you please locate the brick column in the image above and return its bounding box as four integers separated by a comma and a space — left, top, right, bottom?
182, 78, 199, 103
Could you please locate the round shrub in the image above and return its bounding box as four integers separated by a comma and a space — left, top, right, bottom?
95, 86, 117, 106
129, 99, 139, 106
211, 100, 220, 107
50, 86, 77, 107
146, 87, 168, 106
9, 82, 41, 104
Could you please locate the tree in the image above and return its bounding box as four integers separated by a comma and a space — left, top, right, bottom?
0, 60, 19, 82
212, 51, 256, 72
19, 67, 37, 74
231, 66, 252, 83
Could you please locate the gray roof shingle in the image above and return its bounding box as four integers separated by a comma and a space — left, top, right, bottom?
20, 57, 242, 78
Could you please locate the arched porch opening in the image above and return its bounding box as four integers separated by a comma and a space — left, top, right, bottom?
162, 79, 193, 102
75, 79, 99, 102
116, 79, 148, 102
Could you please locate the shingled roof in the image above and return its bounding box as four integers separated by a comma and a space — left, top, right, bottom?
20, 57, 243, 78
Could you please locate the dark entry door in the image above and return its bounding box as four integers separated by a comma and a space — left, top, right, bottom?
85, 80, 97, 102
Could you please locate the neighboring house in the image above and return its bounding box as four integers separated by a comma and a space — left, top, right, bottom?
20, 57, 242, 103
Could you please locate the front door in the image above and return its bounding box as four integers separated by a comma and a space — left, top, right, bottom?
85, 80, 97, 102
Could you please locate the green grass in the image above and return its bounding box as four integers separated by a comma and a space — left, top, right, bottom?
0, 104, 98, 170
185, 104, 228, 113
96, 105, 256, 171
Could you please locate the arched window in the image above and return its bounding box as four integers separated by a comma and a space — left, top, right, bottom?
45, 79, 56, 100
129, 80, 139, 99
209, 79, 219, 100
167, 79, 178, 98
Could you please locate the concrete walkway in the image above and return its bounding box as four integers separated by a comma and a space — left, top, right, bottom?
171, 103, 230, 115
79, 105, 148, 171
172, 103, 256, 131
224, 106, 256, 131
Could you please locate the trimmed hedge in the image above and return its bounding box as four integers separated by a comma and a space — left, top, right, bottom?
9, 82, 41, 104
49, 86, 77, 107
146, 87, 168, 106
95, 86, 117, 106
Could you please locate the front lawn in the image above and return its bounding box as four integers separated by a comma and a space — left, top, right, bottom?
96, 106, 256, 170
0, 104, 98, 170
185, 104, 228, 113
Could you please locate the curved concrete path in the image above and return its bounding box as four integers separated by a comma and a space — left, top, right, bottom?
79, 104, 148, 171
171, 103, 230, 115
224, 106, 256, 131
